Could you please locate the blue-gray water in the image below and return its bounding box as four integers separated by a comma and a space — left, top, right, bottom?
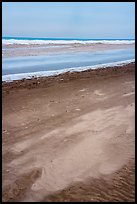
2, 37, 135, 41
2, 48, 135, 76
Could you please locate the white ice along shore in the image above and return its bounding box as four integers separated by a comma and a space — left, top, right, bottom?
2, 59, 135, 82
2, 39, 135, 45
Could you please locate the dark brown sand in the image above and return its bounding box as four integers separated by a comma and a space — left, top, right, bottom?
2, 63, 135, 202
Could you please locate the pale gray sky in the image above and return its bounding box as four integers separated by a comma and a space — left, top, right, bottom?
2, 2, 135, 39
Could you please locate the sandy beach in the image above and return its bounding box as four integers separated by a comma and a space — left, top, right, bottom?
2, 43, 135, 58
2, 63, 135, 202
3, 1, 135, 202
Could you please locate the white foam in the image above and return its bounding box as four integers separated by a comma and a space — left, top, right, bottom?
2, 39, 135, 45
2, 59, 135, 82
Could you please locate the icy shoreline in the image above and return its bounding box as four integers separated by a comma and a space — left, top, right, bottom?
2, 59, 135, 82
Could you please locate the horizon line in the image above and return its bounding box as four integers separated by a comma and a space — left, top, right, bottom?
2, 36, 135, 40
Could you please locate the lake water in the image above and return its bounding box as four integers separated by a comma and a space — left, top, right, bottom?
2, 48, 135, 77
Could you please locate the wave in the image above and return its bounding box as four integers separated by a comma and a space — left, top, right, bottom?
2, 39, 135, 45
2, 59, 135, 82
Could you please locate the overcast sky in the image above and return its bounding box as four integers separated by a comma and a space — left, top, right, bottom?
2, 2, 135, 39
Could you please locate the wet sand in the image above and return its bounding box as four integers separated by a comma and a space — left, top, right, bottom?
2, 43, 135, 58
2, 63, 135, 202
